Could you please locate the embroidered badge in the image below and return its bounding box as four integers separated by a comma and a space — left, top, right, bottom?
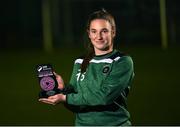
102, 65, 111, 74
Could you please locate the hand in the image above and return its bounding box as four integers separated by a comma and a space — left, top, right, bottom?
39, 94, 66, 105
53, 72, 64, 89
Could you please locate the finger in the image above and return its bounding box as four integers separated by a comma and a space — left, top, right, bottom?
39, 98, 54, 103
53, 72, 61, 79
48, 96, 59, 104
39, 99, 56, 105
53, 71, 57, 76
39, 98, 49, 101
48, 95, 56, 99
53, 72, 64, 85
47, 96, 58, 104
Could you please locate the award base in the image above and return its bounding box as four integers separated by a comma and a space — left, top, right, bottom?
39, 89, 62, 98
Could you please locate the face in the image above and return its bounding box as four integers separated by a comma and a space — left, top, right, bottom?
88, 19, 115, 55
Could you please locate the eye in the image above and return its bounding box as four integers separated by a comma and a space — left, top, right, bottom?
102, 29, 108, 33
91, 30, 96, 34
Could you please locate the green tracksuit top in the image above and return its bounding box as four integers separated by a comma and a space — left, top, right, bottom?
66, 49, 134, 126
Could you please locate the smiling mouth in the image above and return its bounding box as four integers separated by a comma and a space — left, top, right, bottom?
96, 41, 104, 43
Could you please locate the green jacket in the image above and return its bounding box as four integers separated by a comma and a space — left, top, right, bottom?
66, 49, 134, 126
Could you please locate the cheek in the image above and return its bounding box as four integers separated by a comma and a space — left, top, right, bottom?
89, 34, 95, 40
104, 34, 111, 41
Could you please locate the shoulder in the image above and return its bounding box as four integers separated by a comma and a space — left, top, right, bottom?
112, 50, 134, 68
109, 50, 133, 61
74, 55, 85, 64
109, 50, 126, 60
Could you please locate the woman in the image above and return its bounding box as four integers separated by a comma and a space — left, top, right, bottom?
39, 9, 135, 126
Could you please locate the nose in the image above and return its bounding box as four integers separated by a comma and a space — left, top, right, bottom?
96, 32, 103, 40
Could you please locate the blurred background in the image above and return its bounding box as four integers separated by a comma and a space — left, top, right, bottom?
0, 0, 180, 125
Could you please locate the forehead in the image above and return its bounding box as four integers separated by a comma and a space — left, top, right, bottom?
90, 19, 111, 29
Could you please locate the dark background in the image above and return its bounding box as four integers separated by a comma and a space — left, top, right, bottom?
1, 0, 180, 49
0, 0, 180, 125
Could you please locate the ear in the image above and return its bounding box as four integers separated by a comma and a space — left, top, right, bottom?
112, 28, 116, 38
86, 29, 90, 37
87, 29, 91, 38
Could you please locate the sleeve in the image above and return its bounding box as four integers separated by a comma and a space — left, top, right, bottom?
61, 62, 78, 94
66, 56, 134, 106
69, 63, 77, 88
100, 56, 134, 104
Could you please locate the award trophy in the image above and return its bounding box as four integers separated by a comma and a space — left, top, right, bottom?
36, 64, 61, 98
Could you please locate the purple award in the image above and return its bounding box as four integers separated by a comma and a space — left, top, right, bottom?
36, 64, 61, 98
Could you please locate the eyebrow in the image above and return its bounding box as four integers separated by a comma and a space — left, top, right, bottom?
90, 28, 108, 31
90, 28, 96, 31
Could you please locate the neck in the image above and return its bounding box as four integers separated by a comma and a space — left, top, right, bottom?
95, 48, 113, 56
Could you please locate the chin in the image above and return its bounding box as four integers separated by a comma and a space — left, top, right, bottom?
97, 46, 110, 51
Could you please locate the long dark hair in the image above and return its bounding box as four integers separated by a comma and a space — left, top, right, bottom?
81, 9, 116, 73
